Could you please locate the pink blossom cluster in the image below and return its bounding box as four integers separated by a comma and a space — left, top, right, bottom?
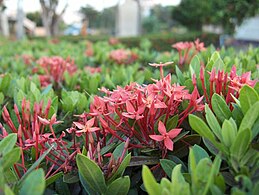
172, 39, 206, 66
109, 49, 138, 65
34, 56, 77, 87
68, 69, 204, 155
0, 99, 76, 179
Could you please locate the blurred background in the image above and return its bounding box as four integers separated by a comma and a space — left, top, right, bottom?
0, 0, 259, 47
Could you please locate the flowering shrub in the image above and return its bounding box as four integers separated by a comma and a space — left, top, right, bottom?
0, 38, 259, 195
172, 39, 206, 66
34, 56, 77, 87
109, 48, 138, 65
0, 99, 76, 179
68, 62, 204, 158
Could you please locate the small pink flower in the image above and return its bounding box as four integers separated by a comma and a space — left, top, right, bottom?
149, 121, 182, 151
73, 118, 100, 136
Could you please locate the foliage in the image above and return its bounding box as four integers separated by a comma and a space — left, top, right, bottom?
26, 12, 43, 27
172, 0, 259, 34
0, 37, 258, 194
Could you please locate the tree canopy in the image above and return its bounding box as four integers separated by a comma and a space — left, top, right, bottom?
172, 0, 259, 34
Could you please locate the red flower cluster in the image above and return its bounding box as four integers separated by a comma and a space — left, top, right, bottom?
84, 66, 102, 74
34, 56, 77, 87
198, 65, 257, 105
84, 41, 94, 57
172, 39, 206, 66
0, 99, 76, 179
68, 69, 204, 156
109, 49, 138, 65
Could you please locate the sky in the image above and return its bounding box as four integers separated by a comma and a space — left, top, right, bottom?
5, 0, 181, 24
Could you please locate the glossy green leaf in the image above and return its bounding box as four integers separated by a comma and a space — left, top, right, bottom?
79, 173, 98, 195
211, 94, 232, 123
165, 115, 178, 130
189, 55, 200, 76
175, 66, 185, 85
171, 165, 190, 195
0, 133, 17, 155
4, 184, 15, 195
20, 169, 45, 195
107, 153, 131, 184
239, 101, 259, 139
105, 176, 130, 195
19, 145, 53, 185
221, 119, 237, 147
160, 159, 177, 178
112, 142, 128, 161
205, 104, 222, 140
63, 172, 79, 184
46, 172, 63, 187
230, 129, 251, 161
1, 147, 20, 170
142, 165, 160, 195
239, 85, 259, 114
189, 114, 216, 145
76, 154, 107, 194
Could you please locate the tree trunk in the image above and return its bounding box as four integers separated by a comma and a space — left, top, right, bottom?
40, 0, 67, 37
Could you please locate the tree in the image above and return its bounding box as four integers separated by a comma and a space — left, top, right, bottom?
172, 0, 259, 34
26, 11, 43, 26
79, 5, 99, 28
40, 0, 67, 36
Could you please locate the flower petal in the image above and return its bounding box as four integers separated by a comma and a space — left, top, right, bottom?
89, 127, 100, 132
168, 128, 182, 139
164, 137, 174, 151
86, 117, 95, 127
158, 121, 167, 135
149, 135, 164, 141
73, 122, 84, 129
126, 101, 135, 113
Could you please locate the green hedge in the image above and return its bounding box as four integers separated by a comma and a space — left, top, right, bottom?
29, 32, 220, 51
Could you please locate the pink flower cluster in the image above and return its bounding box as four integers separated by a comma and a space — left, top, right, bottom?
172, 39, 206, 66
68, 70, 204, 154
198, 65, 257, 105
109, 49, 138, 65
34, 56, 77, 87
0, 99, 76, 178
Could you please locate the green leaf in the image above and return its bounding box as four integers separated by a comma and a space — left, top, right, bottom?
221, 119, 237, 147
188, 145, 209, 174
239, 85, 259, 114
189, 114, 216, 145
230, 129, 252, 161
4, 184, 15, 195
46, 172, 63, 187
142, 165, 160, 195
105, 176, 130, 195
239, 101, 259, 139
211, 94, 232, 123
0, 133, 17, 155
166, 115, 178, 130
1, 147, 20, 170
175, 66, 185, 85
232, 104, 243, 127
202, 156, 222, 195
189, 55, 200, 76
171, 165, 190, 195
112, 142, 127, 161
76, 154, 107, 194
205, 104, 222, 140
107, 153, 131, 184
19, 145, 53, 185
63, 172, 79, 183
20, 169, 45, 195
160, 159, 177, 178
79, 173, 98, 195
